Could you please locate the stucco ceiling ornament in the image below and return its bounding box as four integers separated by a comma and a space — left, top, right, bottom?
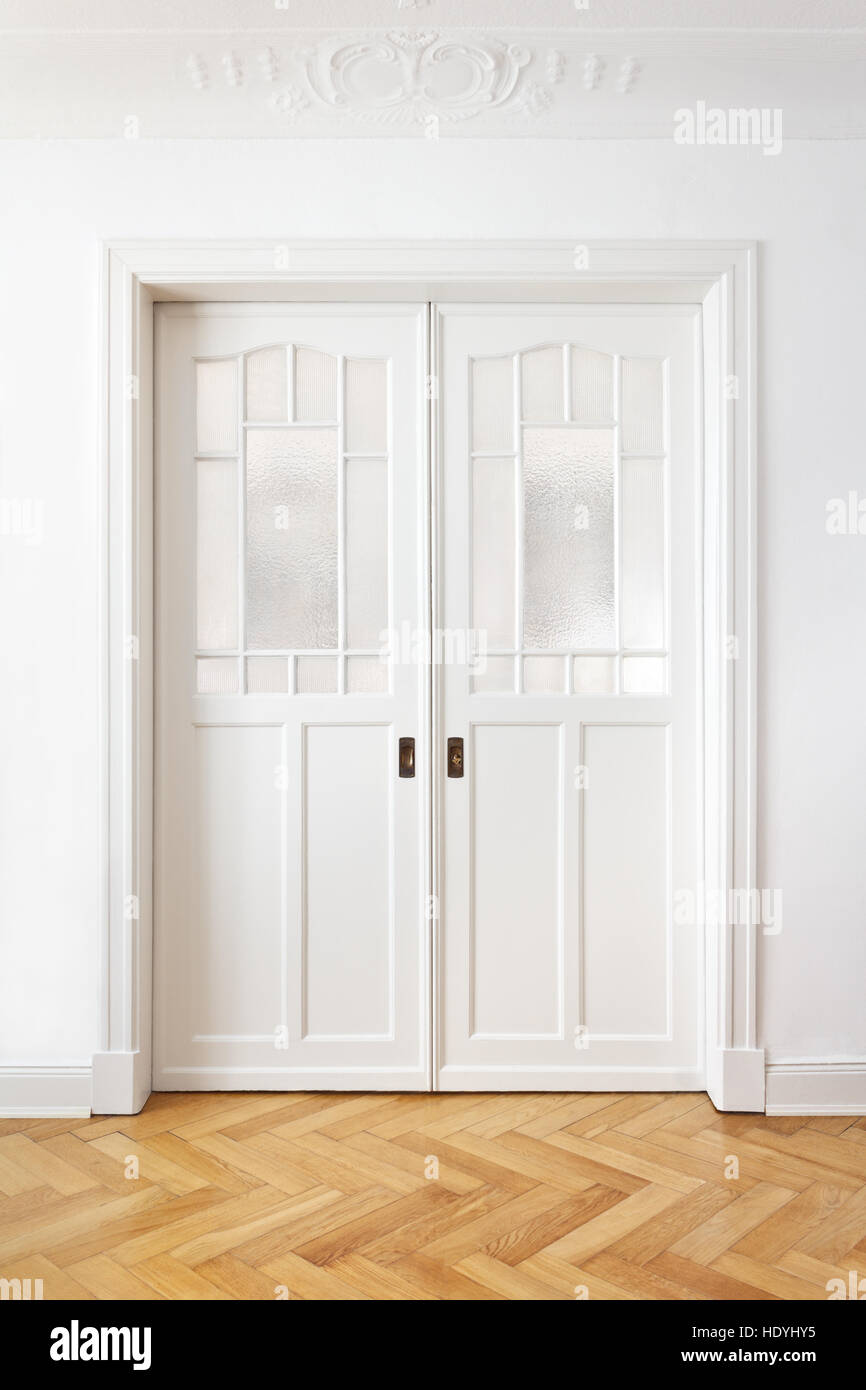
287, 30, 538, 126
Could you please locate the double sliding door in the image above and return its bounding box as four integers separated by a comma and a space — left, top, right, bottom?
154, 301, 702, 1092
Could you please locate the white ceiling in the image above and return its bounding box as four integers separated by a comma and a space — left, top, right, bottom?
1, 1, 864, 137
1, 0, 865, 30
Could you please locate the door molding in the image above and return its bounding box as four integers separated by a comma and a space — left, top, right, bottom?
94, 239, 760, 1114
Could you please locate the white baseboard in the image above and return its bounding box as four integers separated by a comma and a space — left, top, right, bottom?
5, 1057, 861, 1117
154, 1066, 427, 1093
91, 1050, 151, 1115
437, 1066, 705, 1091
765, 1061, 866, 1115
706, 1047, 766, 1113
0, 1065, 92, 1117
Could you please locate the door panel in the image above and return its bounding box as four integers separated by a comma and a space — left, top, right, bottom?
155, 305, 429, 1090
435, 306, 702, 1090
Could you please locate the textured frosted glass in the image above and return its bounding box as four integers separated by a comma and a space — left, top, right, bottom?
472, 356, 513, 452
523, 427, 615, 649
472, 656, 515, 694
524, 656, 566, 693
196, 657, 238, 694
472, 457, 516, 650
571, 347, 614, 423
246, 656, 288, 693
346, 457, 388, 649
346, 657, 388, 693
196, 458, 238, 650
196, 359, 238, 453
623, 656, 667, 694
295, 348, 337, 422
246, 428, 337, 650
245, 347, 287, 422
623, 458, 665, 648
573, 655, 616, 694
345, 359, 387, 452
296, 656, 338, 693
521, 347, 564, 422
622, 358, 664, 452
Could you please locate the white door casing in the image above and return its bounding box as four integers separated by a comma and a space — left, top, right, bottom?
92, 241, 761, 1117
154, 304, 430, 1090
435, 306, 703, 1090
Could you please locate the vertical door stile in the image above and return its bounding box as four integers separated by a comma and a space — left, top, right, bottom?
426, 302, 436, 1092
336, 353, 346, 694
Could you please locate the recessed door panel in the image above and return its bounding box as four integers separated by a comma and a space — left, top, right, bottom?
470, 723, 563, 1040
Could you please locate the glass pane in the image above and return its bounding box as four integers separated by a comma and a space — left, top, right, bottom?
296, 656, 338, 693
472, 656, 515, 694
346, 457, 388, 649
623, 655, 667, 694
246, 428, 338, 649
571, 347, 613, 423
196, 359, 238, 454
345, 359, 387, 452
245, 347, 287, 423
622, 358, 664, 452
472, 457, 515, 650
196, 458, 238, 650
472, 356, 513, 452
523, 427, 615, 649
623, 458, 665, 648
196, 657, 238, 694
523, 655, 566, 693
573, 655, 616, 694
521, 347, 563, 422
295, 347, 337, 423
346, 656, 388, 693
246, 656, 288, 693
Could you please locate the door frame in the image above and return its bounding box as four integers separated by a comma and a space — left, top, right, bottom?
93, 239, 760, 1115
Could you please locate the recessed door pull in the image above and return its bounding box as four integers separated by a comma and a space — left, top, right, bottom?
398, 737, 415, 778
447, 737, 464, 778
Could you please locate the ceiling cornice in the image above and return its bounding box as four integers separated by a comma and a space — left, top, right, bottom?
1, 26, 864, 139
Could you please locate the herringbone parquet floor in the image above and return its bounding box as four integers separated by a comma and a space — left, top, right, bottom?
1, 1092, 865, 1300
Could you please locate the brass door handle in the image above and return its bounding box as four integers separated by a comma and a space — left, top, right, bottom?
398, 737, 415, 778
447, 737, 464, 778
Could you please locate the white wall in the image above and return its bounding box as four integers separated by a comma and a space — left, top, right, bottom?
1, 137, 864, 1085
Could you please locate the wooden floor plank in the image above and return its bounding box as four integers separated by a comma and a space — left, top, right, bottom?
258, 1251, 368, 1300
648, 1251, 778, 1300
391, 1251, 505, 1300
64, 1253, 165, 1301
454, 1251, 571, 1300
669, 1182, 798, 1264
130, 1253, 234, 1301
541, 1184, 683, 1264
518, 1252, 635, 1300
325, 1252, 437, 1301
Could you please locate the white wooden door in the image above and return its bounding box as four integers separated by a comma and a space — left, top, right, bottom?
435, 306, 703, 1090
154, 304, 430, 1090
